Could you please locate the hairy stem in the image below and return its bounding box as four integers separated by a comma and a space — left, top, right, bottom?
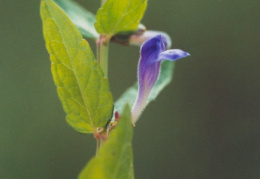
97, 35, 110, 77
95, 0, 109, 155
96, 138, 100, 156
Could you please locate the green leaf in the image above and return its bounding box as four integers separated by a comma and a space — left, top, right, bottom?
53, 0, 99, 39
115, 61, 174, 115
79, 105, 134, 179
95, 0, 148, 37
40, 0, 113, 133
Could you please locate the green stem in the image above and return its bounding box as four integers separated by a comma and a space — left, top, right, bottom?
96, 138, 100, 156
97, 35, 110, 77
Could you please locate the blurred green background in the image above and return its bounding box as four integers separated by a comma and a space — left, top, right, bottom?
1, 0, 259, 178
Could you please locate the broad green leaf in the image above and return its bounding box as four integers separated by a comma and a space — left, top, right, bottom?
79, 105, 134, 179
95, 0, 148, 37
53, 0, 99, 39
40, 0, 113, 133
115, 61, 174, 115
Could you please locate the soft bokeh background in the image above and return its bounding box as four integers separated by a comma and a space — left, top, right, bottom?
1, 0, 259, 178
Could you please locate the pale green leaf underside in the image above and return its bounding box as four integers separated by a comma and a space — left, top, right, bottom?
95, 0, 147, 37
40, 0, 113, 133
53, 0, 99, 39
115, 61, 174, 115
79, 105, 134, 179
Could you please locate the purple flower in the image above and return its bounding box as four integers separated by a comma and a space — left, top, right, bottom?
131, 35, 190, 124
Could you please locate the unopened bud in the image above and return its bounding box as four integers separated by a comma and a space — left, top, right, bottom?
129, 30, 172, 49
111, 24, 146, 45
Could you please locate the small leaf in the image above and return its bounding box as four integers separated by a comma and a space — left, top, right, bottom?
79, 105, 134, 179
95, 0, 147, 37
115, 61, 174, 115
53, 0, 99, 39
40, 0, 113, 133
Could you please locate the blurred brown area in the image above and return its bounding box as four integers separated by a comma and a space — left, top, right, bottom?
0, 0, 259, 178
